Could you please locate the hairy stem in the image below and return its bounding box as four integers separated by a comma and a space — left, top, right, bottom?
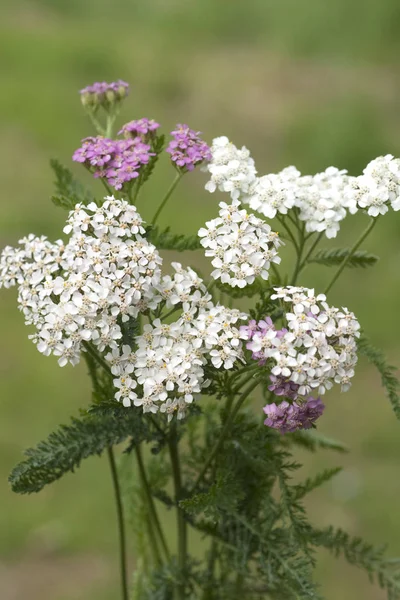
152, 172, 183, 226
107, 446, 129, 600
135, 445, 171, 562
168, 422, 187, 600
324, 216, 378, 294
191, 374, 261, 492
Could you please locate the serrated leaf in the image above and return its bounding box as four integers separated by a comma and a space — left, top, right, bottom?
147, 226, 202, 251
309, 248, 379, 268
9, 406, 149, 494
50, 158, 95, 209
358, 335, 400, 420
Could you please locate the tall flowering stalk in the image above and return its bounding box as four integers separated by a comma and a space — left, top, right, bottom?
2, 80, 400, 600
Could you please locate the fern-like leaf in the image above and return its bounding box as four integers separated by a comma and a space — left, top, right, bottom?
147, 226, 202, 251
50, 159, 95, 210
309, 248, 379, 268
9, 407, 148, 494
312, 526, 400, 599
358, 335, 400, 419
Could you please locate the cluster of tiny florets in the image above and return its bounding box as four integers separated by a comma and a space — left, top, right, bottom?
166, 124, 211, 171
0, 197, 162, 367
242, 286, 360, 397
105, 263, 247, 418
119, 118, 160, 139
294, 167, 356, 238
263, 397, 325, 434
204, 136, 257, 199
345, 154, 400, 217
198, 200, 282, 288
73, 136, 154, 190
203, 137, 400, 237
79, 80, 129, 108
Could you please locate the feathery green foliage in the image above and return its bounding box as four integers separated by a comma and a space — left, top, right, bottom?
147, 226, 203, 251
50, 158, 95, 210
9, 405, 149, 494
309, 247, 379, 268
358, 335, 400, 419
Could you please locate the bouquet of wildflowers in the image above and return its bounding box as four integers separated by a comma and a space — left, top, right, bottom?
2, 79, 400, 599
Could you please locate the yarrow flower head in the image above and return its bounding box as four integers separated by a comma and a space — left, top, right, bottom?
119, 118, 160, 140
242, 286, 360, 400
198, 199, 282, 288
345, 154, 400, 217
104, 262, 247, 418
204, 136, 257, 200
73, 136, 154, 190
166, 124, 211, 171
263, 397, 325, 434
79, 80, 129, 109
0, 197, 162, 368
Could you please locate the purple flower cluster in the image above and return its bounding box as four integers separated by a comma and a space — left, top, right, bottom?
119, 118, 160, 139
240, 317, 287, 365
166, 124, 211, 171
80, 80, 129, 107
73, 136, 154, 190
263, 397, 325, 434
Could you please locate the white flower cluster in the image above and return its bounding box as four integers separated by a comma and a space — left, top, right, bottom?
245, 286, 360, 395
105, 263, 247, 419
246, 167, 299, 219
204, 136, 257, 200
0, 197, 162, 366
198, 200, 282, 288
295, 167, 355, 238
204, 136, 372, 238
345, 154, 400, 217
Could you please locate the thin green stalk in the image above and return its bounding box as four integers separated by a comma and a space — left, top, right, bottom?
324, 216, 378, 294
135, 445, 171, 562
168, 422, 187, 600
152, 172, 183, 226
162, 305, 182, 322
191, 374, 261, 492
106, 114, 117, 138
298, 231, 324, 272
82, 341, 112, 376
290, 221, 306, 285
107, 447, 129, 600
276, 215, 299, 252
87, 111, 106, 135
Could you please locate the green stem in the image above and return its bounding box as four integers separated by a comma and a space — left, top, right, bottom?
277, 215, 299, 252
135, 445, 171, 562
324, 216, 378, 295
298, 231, 324, 272
168, 422, 187, 600
152, 172, 183, 226
290, 221, 306, 285
191, 374, 261, 492
106, 114, 116, 138
107, 447, 129, 600
83, 341, 112, 376
87, 111, 106, 136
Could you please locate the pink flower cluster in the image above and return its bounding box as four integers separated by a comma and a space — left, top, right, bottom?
79, 80, 129, 107
119, 118, 160, 139
240, 316, 325, 433
73, 135, 154, 190
166, 124, 211, 171
263, 397, 325, 434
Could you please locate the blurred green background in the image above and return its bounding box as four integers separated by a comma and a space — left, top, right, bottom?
1, 1, 400, 598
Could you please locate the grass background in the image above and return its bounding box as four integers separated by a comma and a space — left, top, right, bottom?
1, 1, 400, 598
